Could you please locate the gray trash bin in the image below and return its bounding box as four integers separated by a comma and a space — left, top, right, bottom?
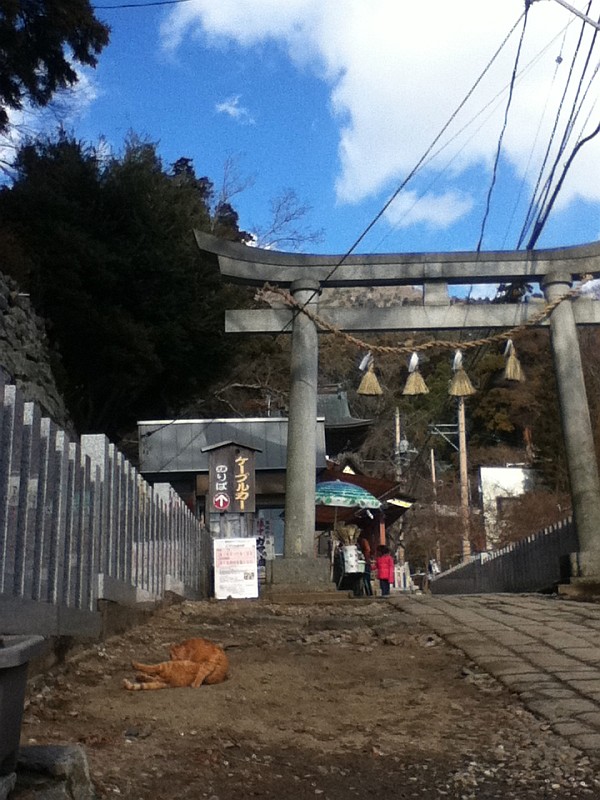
0, 635, 47, 775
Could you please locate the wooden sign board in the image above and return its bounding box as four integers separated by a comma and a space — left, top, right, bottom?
208, 443, 256, 514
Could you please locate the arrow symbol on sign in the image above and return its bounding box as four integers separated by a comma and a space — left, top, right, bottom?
213, 492, 230, 510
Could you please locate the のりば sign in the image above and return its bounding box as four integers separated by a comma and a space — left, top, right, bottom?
207, 443, 256, 513
213, 538, 259, 599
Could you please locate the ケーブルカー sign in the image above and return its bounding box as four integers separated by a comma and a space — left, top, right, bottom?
208, 442, 256, 513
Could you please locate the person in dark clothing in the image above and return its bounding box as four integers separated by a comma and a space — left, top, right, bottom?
358, 534, 373, 596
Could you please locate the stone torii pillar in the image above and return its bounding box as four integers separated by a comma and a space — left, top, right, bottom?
285, 278, 321, 559
195, 231, 600, 588
543, 272, 600, 578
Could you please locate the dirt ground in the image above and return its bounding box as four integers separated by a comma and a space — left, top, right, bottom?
17, 597, 600, 799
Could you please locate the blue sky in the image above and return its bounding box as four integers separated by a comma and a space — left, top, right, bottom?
5, 0, 600, 264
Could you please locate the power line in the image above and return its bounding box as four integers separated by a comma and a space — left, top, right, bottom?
321, 10, 528, 288
519, 4, 598, 248
93, 0, 192, 8
275, 8, 529, 342
476, 6, 531, 252
529, 24, 600, 246
370, 18, 574, 254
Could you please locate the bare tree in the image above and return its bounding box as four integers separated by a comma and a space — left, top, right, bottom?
217, 154, 255, 207
251, 188, 325, 251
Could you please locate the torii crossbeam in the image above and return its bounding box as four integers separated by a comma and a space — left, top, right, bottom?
196, 231, 600, 588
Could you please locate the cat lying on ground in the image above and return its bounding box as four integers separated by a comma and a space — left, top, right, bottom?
169, 637, 229, 684
123, 659, 207, 691
123, 637, 229, 691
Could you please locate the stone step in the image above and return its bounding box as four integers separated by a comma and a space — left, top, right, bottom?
558, 581, 600, 602
258, 588, 371, 604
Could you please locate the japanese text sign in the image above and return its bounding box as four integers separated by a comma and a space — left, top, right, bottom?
213, 537, 259, 599
208, 444, 256, 513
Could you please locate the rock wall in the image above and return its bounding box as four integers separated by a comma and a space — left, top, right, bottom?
0, 272, 71, 432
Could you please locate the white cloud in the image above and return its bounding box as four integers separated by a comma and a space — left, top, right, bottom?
384, 190, 474, 230
215, 95, 255, 125
160, 0, 323, 53
161, 0, 600, 231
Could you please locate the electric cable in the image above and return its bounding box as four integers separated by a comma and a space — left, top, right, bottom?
501, 31, 566, 248
521, 3, 600, 247
517, 19, 587, 246
274, 9, 529, 345
518, 84, 573, 244
476, 6, 531, 252
528, 116, 600, 249
94, 0, 192, 8
368, 18, 574, 254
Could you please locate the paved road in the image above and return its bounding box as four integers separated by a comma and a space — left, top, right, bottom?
393, 593, 600, 756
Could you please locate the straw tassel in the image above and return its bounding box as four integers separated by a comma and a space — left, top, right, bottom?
503, 339, 525, 382
448, 349, 476, 397
402, 352, 429, 395
357, 360, 383, 395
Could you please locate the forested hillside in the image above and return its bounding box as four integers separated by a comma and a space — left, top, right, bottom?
0, 134, 251, 439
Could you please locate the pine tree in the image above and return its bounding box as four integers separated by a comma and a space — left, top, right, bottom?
0, 0, 110, 131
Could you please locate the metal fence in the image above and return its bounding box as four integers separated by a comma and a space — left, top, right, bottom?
0, 379, 211, 637
431, 516, 577, 595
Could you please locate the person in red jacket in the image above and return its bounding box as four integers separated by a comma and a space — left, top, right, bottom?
376, 545, 394, 597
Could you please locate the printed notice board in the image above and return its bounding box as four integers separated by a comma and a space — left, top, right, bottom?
213, 538, 259, 600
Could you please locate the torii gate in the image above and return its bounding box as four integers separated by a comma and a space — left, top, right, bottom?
195, 231, 600, 587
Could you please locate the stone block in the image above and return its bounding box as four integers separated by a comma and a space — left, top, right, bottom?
16, 744, 95, 800
268, 557, 332, 592
570, 550, 600, 579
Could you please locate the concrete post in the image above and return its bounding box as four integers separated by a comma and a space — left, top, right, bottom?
543, 272, 600, 574
284, 278, 321, 558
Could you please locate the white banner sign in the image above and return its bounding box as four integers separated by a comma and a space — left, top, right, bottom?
213, 538, 259, 600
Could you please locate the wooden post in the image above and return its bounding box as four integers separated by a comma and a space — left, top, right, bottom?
431, 448, 441, 565
458, 397, 472, 562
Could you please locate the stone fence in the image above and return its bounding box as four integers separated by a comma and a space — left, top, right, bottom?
0, 378, 211, 638
430, 516, 577, 595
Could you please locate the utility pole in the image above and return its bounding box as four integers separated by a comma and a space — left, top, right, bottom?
457, 397, 472, 562
430, 448, 441, 566
394, 407, 402, 480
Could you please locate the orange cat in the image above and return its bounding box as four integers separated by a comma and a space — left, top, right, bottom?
169, 637, 229, 685
123, 659, 204, 691
123, 637, 229, 691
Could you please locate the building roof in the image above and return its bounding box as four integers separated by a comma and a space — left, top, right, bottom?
317, 386, 371, 429
138, 417, 327, 474
317, 386, 372, 455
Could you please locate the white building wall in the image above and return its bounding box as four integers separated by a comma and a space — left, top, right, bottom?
480, 466, 535, 549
